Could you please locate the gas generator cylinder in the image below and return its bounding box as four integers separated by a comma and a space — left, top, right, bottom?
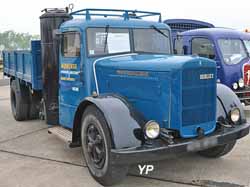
40, 8, 72, 125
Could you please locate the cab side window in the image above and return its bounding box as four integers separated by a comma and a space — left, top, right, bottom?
62, 32, 81, 57
192, 38, 215, 59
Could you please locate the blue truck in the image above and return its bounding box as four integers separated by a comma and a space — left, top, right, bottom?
3, 8, 250, 186
165, 19, 250, 106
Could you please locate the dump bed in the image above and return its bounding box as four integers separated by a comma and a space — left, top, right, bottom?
3, 40, 42, 90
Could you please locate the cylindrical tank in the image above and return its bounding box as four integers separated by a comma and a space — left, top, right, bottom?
40, 8, 72, 125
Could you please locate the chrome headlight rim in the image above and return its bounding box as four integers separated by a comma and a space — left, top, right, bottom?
238, 78, 244, 88
230, 107, 241, 123
232, 82, 238, 90
144, 120, 160, 139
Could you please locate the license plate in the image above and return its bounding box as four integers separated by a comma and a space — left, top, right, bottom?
187, 137, 218, 152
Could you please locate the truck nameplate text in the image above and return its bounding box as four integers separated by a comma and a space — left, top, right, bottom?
200, 74, 214, 80
116, 70, 149, 77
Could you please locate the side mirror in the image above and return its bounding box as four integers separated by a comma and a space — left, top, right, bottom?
183, 46, 188, 55
53, 29, 63, 41
173, 49, 177, 54
210, 54, 216, 60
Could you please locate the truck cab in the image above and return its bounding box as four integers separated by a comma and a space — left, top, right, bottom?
3, 8, 250, 186
58, 11, 172, 129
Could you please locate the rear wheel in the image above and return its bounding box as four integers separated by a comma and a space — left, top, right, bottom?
198, 141, 236, 158
10, 80, 29, 121
81, 105, 128, 186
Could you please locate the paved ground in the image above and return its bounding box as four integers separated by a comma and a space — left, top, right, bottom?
0, 84, 250, 187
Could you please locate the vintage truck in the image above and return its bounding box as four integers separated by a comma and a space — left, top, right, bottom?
3, 8, 250, 186
164, 19, 215, 49
165, 19, 250, 106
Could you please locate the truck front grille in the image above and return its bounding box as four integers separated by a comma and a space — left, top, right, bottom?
182, 68, 216, 127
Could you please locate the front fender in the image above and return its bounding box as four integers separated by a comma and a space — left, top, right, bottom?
217, 83, 246, 121
77, 95, 144, 149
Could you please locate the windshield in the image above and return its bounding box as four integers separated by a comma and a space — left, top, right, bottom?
243, 40, 250, 54
133, 28, 171, 54
218, 39, 247, 65
87, 28, 131, 56
87, 27, 171, 57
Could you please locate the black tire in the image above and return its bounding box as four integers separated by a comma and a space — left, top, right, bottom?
81, 105, 128, 186
198, 141, 236, 158
10, 80, 29, 121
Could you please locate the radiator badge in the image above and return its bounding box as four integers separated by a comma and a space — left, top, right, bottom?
200, 74, 214, 80
116, 70, 149, 77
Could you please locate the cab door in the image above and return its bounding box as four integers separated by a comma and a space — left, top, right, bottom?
59, 31, 84, 128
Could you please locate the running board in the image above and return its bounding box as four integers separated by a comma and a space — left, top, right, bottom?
48, 126, 72, 144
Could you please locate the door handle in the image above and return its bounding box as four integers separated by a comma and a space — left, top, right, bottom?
77, 71, 84, 83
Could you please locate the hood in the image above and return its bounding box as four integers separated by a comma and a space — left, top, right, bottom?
95, 54, 216, 72
94, 53, 217, 138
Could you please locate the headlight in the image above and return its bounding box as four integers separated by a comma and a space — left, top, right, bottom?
238, 78, 244, 88
232, 83, 238, 90
230, 108, 240, 123
144, 121, 160, 139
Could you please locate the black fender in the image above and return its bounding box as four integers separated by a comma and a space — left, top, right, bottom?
216, 83, 246, 121
72, 95, 144, 149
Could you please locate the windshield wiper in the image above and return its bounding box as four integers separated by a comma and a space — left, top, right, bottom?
104, 25, 110, 53
151, 25, 169, 39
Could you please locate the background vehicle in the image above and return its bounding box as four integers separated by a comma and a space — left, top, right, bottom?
165, 19, 250, 105
164, 19, 215, 50
3, 8, 249, 186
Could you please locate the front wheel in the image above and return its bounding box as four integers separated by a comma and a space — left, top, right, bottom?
81, 105, 128, 186
198, 141, 236, 158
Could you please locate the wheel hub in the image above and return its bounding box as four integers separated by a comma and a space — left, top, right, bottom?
86, 124, 106, 169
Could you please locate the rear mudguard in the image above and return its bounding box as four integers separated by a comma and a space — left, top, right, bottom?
216, 83, 246, 121
72, 95, 145, 149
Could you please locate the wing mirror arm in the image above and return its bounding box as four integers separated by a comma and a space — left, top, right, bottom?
183, 45, 188, 55
53, 29, 63, 40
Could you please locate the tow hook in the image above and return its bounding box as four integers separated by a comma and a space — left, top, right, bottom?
160, 129, 174, 144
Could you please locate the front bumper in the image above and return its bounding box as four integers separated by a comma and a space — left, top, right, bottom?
111, 123, 250, 165
234, 87, 250, 103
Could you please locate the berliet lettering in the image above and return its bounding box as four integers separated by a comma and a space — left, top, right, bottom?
200, 73, 214, 80
116, 70, 149, 77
